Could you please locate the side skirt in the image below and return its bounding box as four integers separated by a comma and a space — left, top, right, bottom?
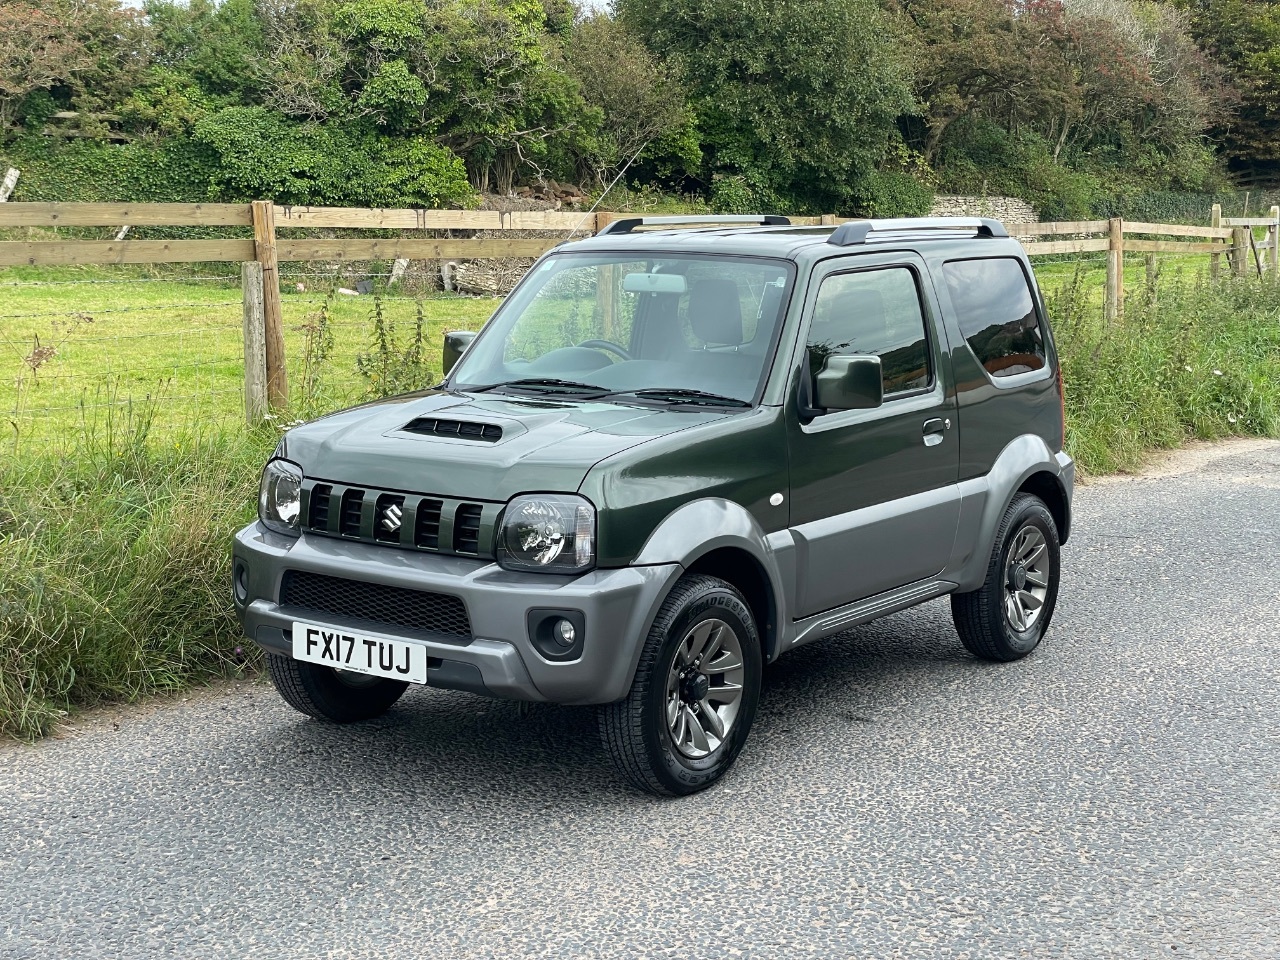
783, 578, 957, 653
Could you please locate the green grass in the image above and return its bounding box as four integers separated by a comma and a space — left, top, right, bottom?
1, 265, 500, 447
2, 257, 1279, 740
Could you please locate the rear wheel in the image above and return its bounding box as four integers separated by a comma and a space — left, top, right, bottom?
267, 654, 409, 722
951, 493, 1061, 662
600, 575, 762, 796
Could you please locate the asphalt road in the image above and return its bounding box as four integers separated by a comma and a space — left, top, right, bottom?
3, 440, 1279, 960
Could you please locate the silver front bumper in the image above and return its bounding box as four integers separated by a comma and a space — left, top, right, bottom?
233, 523, 681, 704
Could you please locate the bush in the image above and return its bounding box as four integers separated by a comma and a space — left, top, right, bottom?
0, 409, 274, 739
1, 137, 217, 203
1047, 270, 1280, 474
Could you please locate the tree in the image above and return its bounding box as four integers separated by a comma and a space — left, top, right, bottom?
560, 14, 696, 186
619, 0, 912, 212
0, 3, 89, 137
1171, 0, 1280, 178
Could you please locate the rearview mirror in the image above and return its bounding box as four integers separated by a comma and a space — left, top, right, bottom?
622, 272, 687, 295
815, 355, 883, 411
442, 330, 478, 376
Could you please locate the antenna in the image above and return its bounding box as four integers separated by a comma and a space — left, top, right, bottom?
563, 140, 651, 243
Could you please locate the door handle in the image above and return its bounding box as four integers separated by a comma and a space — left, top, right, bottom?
922, 418, 947, 447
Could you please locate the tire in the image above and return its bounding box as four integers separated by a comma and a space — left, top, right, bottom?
951, 492, 1061, 662
267, 654, 409, 723
600, 575, 762, 797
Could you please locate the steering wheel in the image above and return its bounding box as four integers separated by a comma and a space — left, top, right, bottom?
576, 339, 633, 362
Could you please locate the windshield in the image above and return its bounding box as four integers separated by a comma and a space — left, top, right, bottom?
450, 253, 795, 405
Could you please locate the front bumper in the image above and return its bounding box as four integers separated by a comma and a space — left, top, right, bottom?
233, 523, 682, 704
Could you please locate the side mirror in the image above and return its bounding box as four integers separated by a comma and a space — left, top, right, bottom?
814, 355, 883, 411
442, 330, 478, 377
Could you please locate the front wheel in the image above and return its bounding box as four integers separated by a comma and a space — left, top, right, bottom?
600, 575, 762, 796
951, 492, 1061, 662
267, 654, 409, 723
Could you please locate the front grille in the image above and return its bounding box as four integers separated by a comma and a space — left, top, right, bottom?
280, 571, 472, 640
309, 484, 332, 529
301, 480, 497, 559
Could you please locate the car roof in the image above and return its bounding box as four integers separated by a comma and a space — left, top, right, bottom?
555, 218, 1026, 264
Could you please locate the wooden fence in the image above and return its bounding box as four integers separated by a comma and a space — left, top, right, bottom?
2, 202, 1277, 423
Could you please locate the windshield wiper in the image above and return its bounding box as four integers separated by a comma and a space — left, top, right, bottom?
603, 388, 751, 407
467, 378, 607, 396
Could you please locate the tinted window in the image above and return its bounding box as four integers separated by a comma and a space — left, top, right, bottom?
808, 267, 930, 396
943, 258, 1046, 378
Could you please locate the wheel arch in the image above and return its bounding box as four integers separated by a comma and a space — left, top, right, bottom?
631, 498, 787, 663
952, 435, 1074, 592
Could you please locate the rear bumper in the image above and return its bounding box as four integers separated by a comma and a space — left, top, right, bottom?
233, 523, 681, 704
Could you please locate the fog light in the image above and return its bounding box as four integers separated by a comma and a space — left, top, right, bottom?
555, 619, 576, 647
233, 562, 249, 604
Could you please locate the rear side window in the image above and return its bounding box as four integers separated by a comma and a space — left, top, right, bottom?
942, 258, 1046, 378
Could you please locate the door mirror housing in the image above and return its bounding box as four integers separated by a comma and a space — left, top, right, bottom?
442, 330, 478, 377
814, 355, 883, 411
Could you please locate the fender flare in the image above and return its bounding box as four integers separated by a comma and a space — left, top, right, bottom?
632, 498, 789, 659
953, 435, 1074, 592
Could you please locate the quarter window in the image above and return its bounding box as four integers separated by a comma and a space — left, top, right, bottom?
942, 258, 1046, 378
808, 267, 931, 397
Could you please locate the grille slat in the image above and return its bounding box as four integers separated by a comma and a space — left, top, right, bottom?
339, 489, 364, 537
415, 498, 443, 549
309, 484, 332, 530
453, 503, 483, 555
281, 571, 472, 640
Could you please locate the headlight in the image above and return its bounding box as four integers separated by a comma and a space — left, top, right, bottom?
258, 459, 303, 537
497, 494, 595, 574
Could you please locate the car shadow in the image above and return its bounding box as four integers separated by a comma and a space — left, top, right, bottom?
243, 599, 973, 806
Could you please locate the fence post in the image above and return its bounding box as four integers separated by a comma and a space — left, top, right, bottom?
820, 214, 836, 226
1232, 226, 1248, 278
594, 212, 615, 234
1210, 204, 1222, 280
241, 261, 268, 426
251, 201, 288, 410
0, 168, 19, 202
1105, 217, 1124, 321
1269, 205, 1279, 278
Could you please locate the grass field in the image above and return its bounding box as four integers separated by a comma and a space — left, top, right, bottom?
1, 264, 500, 449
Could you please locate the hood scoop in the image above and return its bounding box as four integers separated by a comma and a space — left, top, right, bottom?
402, 416, 503, 442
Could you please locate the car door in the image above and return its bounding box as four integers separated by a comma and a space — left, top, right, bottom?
786, 253, 961, 618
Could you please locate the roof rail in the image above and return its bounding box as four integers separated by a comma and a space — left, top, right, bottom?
827, 217, 1009, 247
597, 215, 792, 236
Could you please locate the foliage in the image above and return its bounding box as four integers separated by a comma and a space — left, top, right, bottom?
0, 407, 273, 740
191, 107, 475, 207
354, 299, 437, 398
619, 0, 912, 213
559, 14, 697, 186
1173, 0, 1280, 178
0, 3, 89, 134
1047, 269, 1280, 474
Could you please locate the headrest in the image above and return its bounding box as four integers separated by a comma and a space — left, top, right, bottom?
688, 279, 744, 346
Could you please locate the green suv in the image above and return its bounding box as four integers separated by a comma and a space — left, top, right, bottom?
234, 215, 1074, 796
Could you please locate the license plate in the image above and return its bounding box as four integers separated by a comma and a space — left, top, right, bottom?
291, 621, 429, 684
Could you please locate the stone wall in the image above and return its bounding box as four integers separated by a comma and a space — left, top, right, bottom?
928, 195, 1039, 224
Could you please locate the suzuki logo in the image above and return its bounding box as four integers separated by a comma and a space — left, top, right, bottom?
381, 504, 403, 532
